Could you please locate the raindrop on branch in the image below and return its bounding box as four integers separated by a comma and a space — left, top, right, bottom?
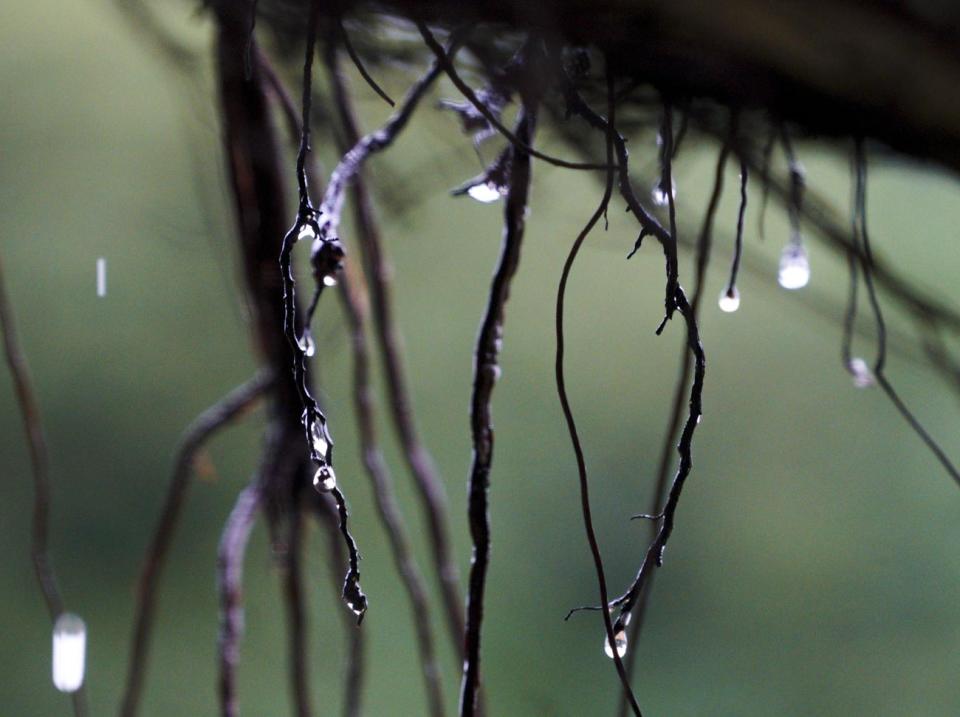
313, 465, 337, 493
52, 613, 86, 693
603, 629, 628, 659
466, 182, 503, 204
778, 243, 810, 290
651, 175, 677, 207
310, 420, 329, 458
718, 286, 740, 313
847, 357, 875, 388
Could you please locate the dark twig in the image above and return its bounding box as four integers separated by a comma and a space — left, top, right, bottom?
337, 19, 395, 106
460, 97, 537, 717
417, 23, 612, 172
120, 372, 271, 717
282, 502, 312, 717
555, 70, 643, 716
0, 254, 88, 717
337, 258, 446, 717
723, 160, 748, 298
217, 483, 261, 717
278, 0, 367, 620
854, 141, 960, 486
617, 133, 729, 716
319, 39, 467, 654
311, 492, 366, 717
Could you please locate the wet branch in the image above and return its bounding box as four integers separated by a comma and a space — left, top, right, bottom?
555, 71, 643, 716
324, 42, 465, 664
282, 501, 312, 717
460, 98, 537, 717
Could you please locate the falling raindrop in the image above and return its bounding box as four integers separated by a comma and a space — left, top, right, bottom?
847, 357, 875, 388
467, 182, 503, 204
651, 176, 677, 207
313, 465, 337, 493
603, 629, 628, 659
778, 243, 810, 290
718, 286, 740, 313
52, 613, 86, 693
96, 258, 107, 298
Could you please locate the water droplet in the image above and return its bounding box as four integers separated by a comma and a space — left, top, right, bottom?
53, 613, 86, 693
298, 224, 317, 242
778, 243, 810, 290
848, 357, 875, 388
467, 182, 503, 204
696, 413, 703, 425
718, 286, 740, 313
96, 257, 107, 298
298, 332, 316, 358
323, 274, 338, 288
313, 465, 337, 493
603, 629, 628, 659
651, 176, 677, 207
310, 421, 329, 458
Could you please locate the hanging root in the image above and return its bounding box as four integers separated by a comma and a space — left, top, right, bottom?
323, 41, 465, 663
282, 500, 312, 717
121, 371, 271, 717
460, 90, 537, 717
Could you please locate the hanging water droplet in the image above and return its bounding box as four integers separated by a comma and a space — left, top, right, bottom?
297, 331, 315, 357
95, 257, 107, 298
718, 286, 740, 313
696, 413, 703, 425
313, 465, 337, 493
651, 176, 677, 207
847, 357, 875, 388
310, 421, 329, 458
778, 243, 810, 290
467, 182, 503, 204
52, 613, 86, 693
323, 274, 338, 288
298, 224, 317, 242
603, 629, 628, 659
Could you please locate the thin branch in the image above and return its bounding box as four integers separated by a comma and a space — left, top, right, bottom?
723, 160, 747, 297
460, 96, 537, 717
120, 371, 271, 717
320, 41, 467, 656
854, 141, 960, 486
310, 492, 366, 717
217, 483, 261, 717
0, 253, 88, 717
555, 70, 643, 716
337, 258, 446, 717
337, 19, 395, 106
416, 23, 612, 172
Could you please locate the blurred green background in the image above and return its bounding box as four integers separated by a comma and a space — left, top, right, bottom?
3, 1, 960, 715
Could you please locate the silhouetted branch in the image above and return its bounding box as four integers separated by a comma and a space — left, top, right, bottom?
319, 36, 467, 658
121, 371, 271, 717
282, 501, 312, 717
555, 71, 643, 716
460, 96, 537, 717
337, 19, 395, 107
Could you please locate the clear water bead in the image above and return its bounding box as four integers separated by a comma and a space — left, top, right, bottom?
651, 176, 677, 207
322, 274, 338, 288
298, 224, 317, 242
313, 465, 337, 493
298, 332, 315, 357
96, 257, 107, 298
310, 421, 329, 458
778, 243, 810, 290
467, 182, 503, 204
52, 613, 86, 693
848, 357, 875, 388
718, 286, 740, 313
603, 629, 628, 659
